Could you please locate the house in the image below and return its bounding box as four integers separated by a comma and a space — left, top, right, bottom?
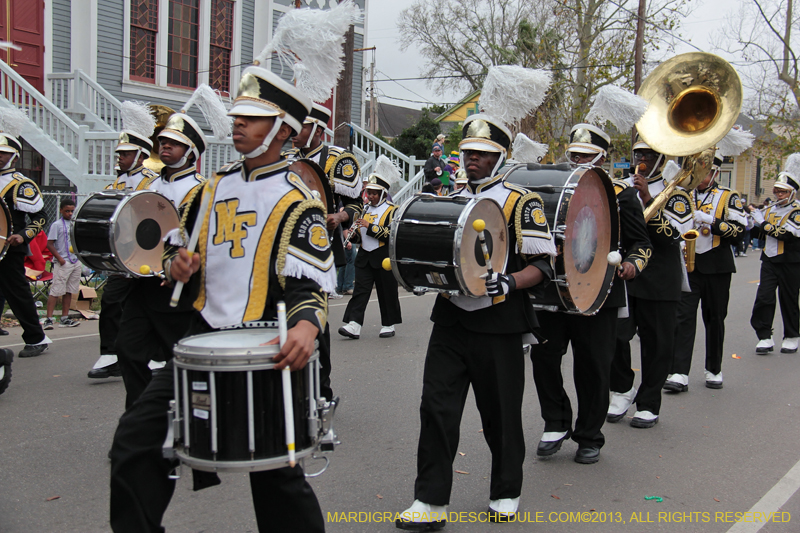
434, 89, 480, 135
3, 0, 367, 191
363, 101, 423, 141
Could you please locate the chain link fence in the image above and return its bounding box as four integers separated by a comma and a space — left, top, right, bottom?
41, 191, 92, 226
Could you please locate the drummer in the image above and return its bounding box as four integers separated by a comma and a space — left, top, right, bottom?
529, 124, 652, 464
87, 102, 159, 380
283, 102, 362, 404
112, 102, 210, 409
109, 65, 333, 533
397, 111, 556, 528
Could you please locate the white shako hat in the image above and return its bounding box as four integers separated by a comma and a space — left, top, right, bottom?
227, 66, 312, 135
160, 84, 231, 161
305, 103, 332, 127
776, 154, 800, 191
569, 123, 611, 156
578, 84, 649, 157
0, 105, 29, 155
116, 101, 155, 155
365, 155, 402, 193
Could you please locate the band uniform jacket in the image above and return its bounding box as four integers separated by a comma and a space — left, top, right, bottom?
625, 172, 693, 301
283, 144, 362, 267
0, 168, 47, 256
163, 159, 335, 331
349, 198, 396, 268
607, 179, 653, 308
430, 174, 556, 335
692, 185, 746, 274
107, 165, 159, 191
756, 199, 800, 263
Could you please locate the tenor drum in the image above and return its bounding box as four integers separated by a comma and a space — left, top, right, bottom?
70, 190, 179, 276
388, 195, 508, 297
505, 163, 620, 315
0, 197, 11, 262
170, 328, 324, 472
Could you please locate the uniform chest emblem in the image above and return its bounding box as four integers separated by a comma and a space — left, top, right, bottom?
309, 223, 329, 250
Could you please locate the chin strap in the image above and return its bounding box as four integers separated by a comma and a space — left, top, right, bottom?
303, 123, 318, 150
461, 150, 507, 185
2, 153, 18, 170
246, 118, 284, 159
646, 154, 664, 180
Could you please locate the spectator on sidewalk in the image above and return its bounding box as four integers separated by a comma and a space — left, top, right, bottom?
43, 198, 81, 330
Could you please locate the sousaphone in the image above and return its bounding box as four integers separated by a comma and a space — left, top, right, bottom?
635, 52, 743, 220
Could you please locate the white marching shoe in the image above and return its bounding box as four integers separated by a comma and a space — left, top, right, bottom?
704, 370, 723, 389
663, 373, 689, 393
607, 387, 636, 422
781, 337, 799, 353
756, 338, 774, 354
395, 500, 447, 531
630, 410, 658, 428
488, 496, 520, 522
379, 325, 396, 338
337, 321, 361, 339
148, 360, 167, 371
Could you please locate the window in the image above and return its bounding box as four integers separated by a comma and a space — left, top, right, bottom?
168, 0, 199, 88
130, 0, 159, 82
209, 0, 234, 94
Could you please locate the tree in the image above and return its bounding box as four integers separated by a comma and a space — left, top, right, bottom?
392, 111, 442, 160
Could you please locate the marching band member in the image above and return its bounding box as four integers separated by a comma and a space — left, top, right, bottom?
110, 66, 333, 533
607, 135, 693, 428
338, 155, 402, 339
531, 123, 651, 464
748, 154, 800, 354
0, 106, 50, 358
113, 85, 225, 409
88, 101, 158, 379
397, 65, 556, 529
666, 150, 746, 391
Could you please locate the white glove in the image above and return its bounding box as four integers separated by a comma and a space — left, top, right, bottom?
693, 210, 714, 225
751, 209, 765, 224
482, 272, 516, 297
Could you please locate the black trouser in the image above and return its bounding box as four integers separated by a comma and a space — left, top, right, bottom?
414, 322, 525, 505
342, 253, 402, 327
318, 323, 333, 401
109, 362, 325, 532
610, 296, 678, 416
531, 307, 617, 449
751, 261, 800, 340
0, 252, 45, 345
115, 287, 193, 409
99, 276, 134, 356
672, 271, 731, 375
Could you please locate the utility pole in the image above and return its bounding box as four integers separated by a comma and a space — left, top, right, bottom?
370, 50, 376, 134
633, 0, 646, 145
334, 26, 355, 149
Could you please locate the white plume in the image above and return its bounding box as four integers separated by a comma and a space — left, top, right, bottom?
0, 105, 29, 137
663, 159, 681, 184
372, 154, 403, 192
120, 101, 155, 138
511, 133, 548, 163
717, 126, 755, 157
784, 153, 800, 179
254, 0, 362, 103
479, 65, 552, 126
182, 84, 231, 140
585, 85, 649, 132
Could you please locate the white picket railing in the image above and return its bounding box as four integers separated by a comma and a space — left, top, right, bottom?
49, 70, 122, 132
349, 123, 423, 182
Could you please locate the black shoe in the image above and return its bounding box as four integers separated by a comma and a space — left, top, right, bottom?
19, 343, 48, 358
0, 327, 8, 336
536, 429, 572, 457
606, 412, 626, 423
574, 446, 600, 464
88, 362, 122, 379
630, 415, 659, 429
0, 348, 13, 395
395, 519, 446, 531
705, 381, 723, 390
663, 381, 688, 393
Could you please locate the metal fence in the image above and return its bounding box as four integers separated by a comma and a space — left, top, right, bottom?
41, 191, 92, 226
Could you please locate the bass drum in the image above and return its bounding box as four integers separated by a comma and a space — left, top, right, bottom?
71, 190, 179, 276
388, 195, 508, 297
505, 163, 620, 315
0, 197, 10, 262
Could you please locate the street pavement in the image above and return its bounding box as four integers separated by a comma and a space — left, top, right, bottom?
2, 251, 799, 532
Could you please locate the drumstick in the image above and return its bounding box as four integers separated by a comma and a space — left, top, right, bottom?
607, 251, 624, 272
139, 264, 166, 280
169, 187, 212, 308
472, 219, 494, 276
277, 302, 297, 468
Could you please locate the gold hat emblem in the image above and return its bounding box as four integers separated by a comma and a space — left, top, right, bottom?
238, 72, 261, 99
164, 115, 185, 132
573, 128, 592, 144
466, 119, 491, 140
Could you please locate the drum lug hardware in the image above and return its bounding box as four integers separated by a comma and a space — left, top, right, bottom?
163, 399, 182, 480
412, 286, 429, 296
303, 454, 330, 478
318, 397, 340, 452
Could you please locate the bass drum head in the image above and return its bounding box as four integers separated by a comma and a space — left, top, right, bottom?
0, 197, 10, 261
562, 167, 618, 314
289, 159, 333, 213
112, 191, 180, 276
457, 197, 509, 297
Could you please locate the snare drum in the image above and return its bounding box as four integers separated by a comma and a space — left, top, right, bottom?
388, 195, 508, 297
170, 328, 322, 472
0, 197, 11, 262
71, 190, 179, 276
505, 163, 620, 315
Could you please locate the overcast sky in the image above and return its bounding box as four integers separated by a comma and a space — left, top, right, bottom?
365, 0, 741, 110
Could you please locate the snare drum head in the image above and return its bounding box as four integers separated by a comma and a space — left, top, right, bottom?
457, 198, 509, 297
562, 168, 619, 314
174, 328, 289, 364
0, 197, 10, 260
112, 191, 179, 276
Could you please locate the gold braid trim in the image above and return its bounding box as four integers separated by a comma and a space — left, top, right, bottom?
178, 181, 206, 244
514, 191, 545, 260
277, 198, 327, 290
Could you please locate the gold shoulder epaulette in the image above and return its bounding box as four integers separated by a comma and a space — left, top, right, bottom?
217, 160, 243, 175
